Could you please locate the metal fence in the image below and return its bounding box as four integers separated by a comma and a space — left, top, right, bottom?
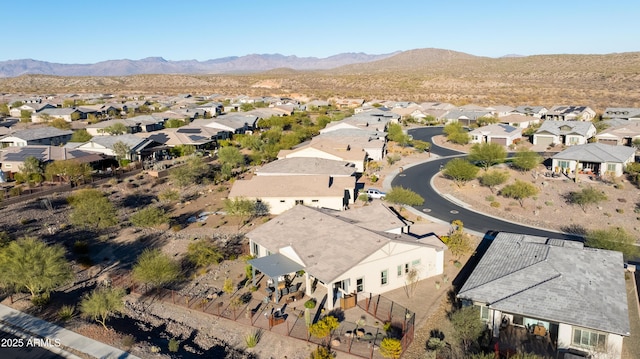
110, 273, 415, 358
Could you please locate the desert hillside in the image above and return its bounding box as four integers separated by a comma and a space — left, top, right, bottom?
1, 49, 639, 110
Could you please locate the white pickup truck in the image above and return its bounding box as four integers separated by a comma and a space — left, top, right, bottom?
365, 188, 386, 199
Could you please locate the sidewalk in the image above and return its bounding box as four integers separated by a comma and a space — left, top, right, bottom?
0, 304, 139, 359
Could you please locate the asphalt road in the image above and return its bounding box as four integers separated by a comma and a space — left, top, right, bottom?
394, 127, 579, 240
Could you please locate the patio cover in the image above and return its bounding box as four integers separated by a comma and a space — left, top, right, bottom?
248, 253, 304, 279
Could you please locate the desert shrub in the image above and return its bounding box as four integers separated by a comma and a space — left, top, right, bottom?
73, 240, 89, 254
485, 195, 495, 202
245, 329, 263, 348
122, 335, 136, 349
544, 201, 553, 206
616, 208, 624, 214
490, 201, 500, 208
168, 338, 180, 353
57, 305, 75, 321
387, 154, 401, 165
130, 207, 169, 228
158, 189, 180, 202
358, 193, 370, 202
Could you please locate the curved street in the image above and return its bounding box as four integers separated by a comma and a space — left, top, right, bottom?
392, 127, 579, 240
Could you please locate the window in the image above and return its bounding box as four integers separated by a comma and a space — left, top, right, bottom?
252, 242, 259, 256
474, 304, 490, 321
397, 265, 402, 277
411, 259, 421, 267
569, 136, 579, 144
572, 327, 607, 350
558, 160, 570, 169
405, 263, 410, 273
356, 278, 364, 292
381, 270, 388, 285
512, 315, 524, 326
607, 163, 616, 172
295, 200, 304, 205
311, 199, 319, 203
279, 200, 285, 203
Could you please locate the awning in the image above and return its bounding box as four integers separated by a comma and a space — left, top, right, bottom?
248, 253, 304, 279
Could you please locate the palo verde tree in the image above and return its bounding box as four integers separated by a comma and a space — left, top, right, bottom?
68, 189, 118, 229
585, 227, 639, 260
14, 156, 44, 185
0, 237, 73, 301
468, 142, 507, 171
224, 197, 269, 230
112, 141, 131, 166
101, 122, 129, 135
169, 156, 210, 187
308, 315, 339, 345
500, 180, 539, 207
132, 248, 181, 289
45, 160, 92, 184
478, 170, 509, 193
80, 287, 125, 330
511, 148, 543, 172
566, 186, 607, 213
69, 129, 93, 142
379, 337, 403, 359
443, 122, 470, 145
186, 240, 224, 268
443, 158, 479, 187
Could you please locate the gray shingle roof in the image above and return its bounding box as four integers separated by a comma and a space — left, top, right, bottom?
3, 127, 73, 141
458, 232, 630, 336
255, 157, 356, 176
536, 120, 595, 137
552, 143, 635, 163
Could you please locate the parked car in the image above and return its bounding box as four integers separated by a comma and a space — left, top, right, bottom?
365, 188, 386, 199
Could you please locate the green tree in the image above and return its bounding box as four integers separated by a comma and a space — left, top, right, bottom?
68, 189, 118, 229
387, 123, 411, 146
0, 103, 9, 116
15, 156, 44, 185
112, 141, 131, 166
69, 129, 93, 142
186, 240, 224, 268
0, 237, 73, 300
129, 207, 169, 228
79, 287, 125, 330
567, 186, 607, 213
468, 142, 507, 171
500, 180, 539, 207
165, 119, 186, 128
224, 197, 268, 230
218, 146, 245, 168
20, 110, 32, 122
170, 144, 196, 157
132, 248, 181, 289
309, 316, 339, 344
45, 160, 92, 184
478, 170, 509, 193
49, 117, 71, 130
585, 227, 639, 260
447, 231, 473, 260
384, 187, 425, 206
449, 131, 470, 145
443, 122, 470, 144
512, 148, 543, 172
443, 122, 464, 136
443, 158, 479, 187
379, 337, 403, 359
411, 140, 431, 152
101, 122, 129, 135
450, 306, 485, 352
223, 278, 234, 295
169, 156, 209, 187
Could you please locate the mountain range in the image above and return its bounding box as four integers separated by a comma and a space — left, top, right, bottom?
0, 52, 400, 78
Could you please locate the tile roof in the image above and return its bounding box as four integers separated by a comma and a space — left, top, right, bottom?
255, 157, 356, 177
552, 143, 635, 163
536, 120, 594, 137
458, 232, 630, 336
228, 175, 355, 198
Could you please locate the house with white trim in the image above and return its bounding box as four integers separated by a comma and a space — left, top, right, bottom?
533, 121, 596, 147
247, 205, 445, 310
551, 143, 635, 177
457, 232, 630, 359
469, 124, 522, 146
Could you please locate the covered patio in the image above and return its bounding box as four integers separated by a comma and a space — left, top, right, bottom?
248, 253, 306, 303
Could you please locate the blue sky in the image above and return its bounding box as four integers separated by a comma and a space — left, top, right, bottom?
3, 1, 638, 63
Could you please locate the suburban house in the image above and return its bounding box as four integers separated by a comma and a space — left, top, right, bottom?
457, 232, 630, 359
488, 105, 515, 118
247, 205, 445, 309
9, 103, 56, 117
136, 127, 217, 151
533, 121, 596, 147
71, 134, 165, 162
0, 127, 73, 147
551, 143, 635, 177
333, 98, 366, 108
513, 105, 548, 119
85, 116, 166, 136
194, 102, 224, 117
468, 124, 522, 146
323, 200, 412, 235
601, 107, 640, 121
314, 128, 387, 160
594, 121, 640, 147
442, 109, 494, 126
0, 145, 104, 178
545, 106, 596, 121
202, 113, 258, 135
254, 157, 357, 177
228, 174, 356, 214
31, 107, 82, 123
498, 113, 541, 129
278, 139, 368, 172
